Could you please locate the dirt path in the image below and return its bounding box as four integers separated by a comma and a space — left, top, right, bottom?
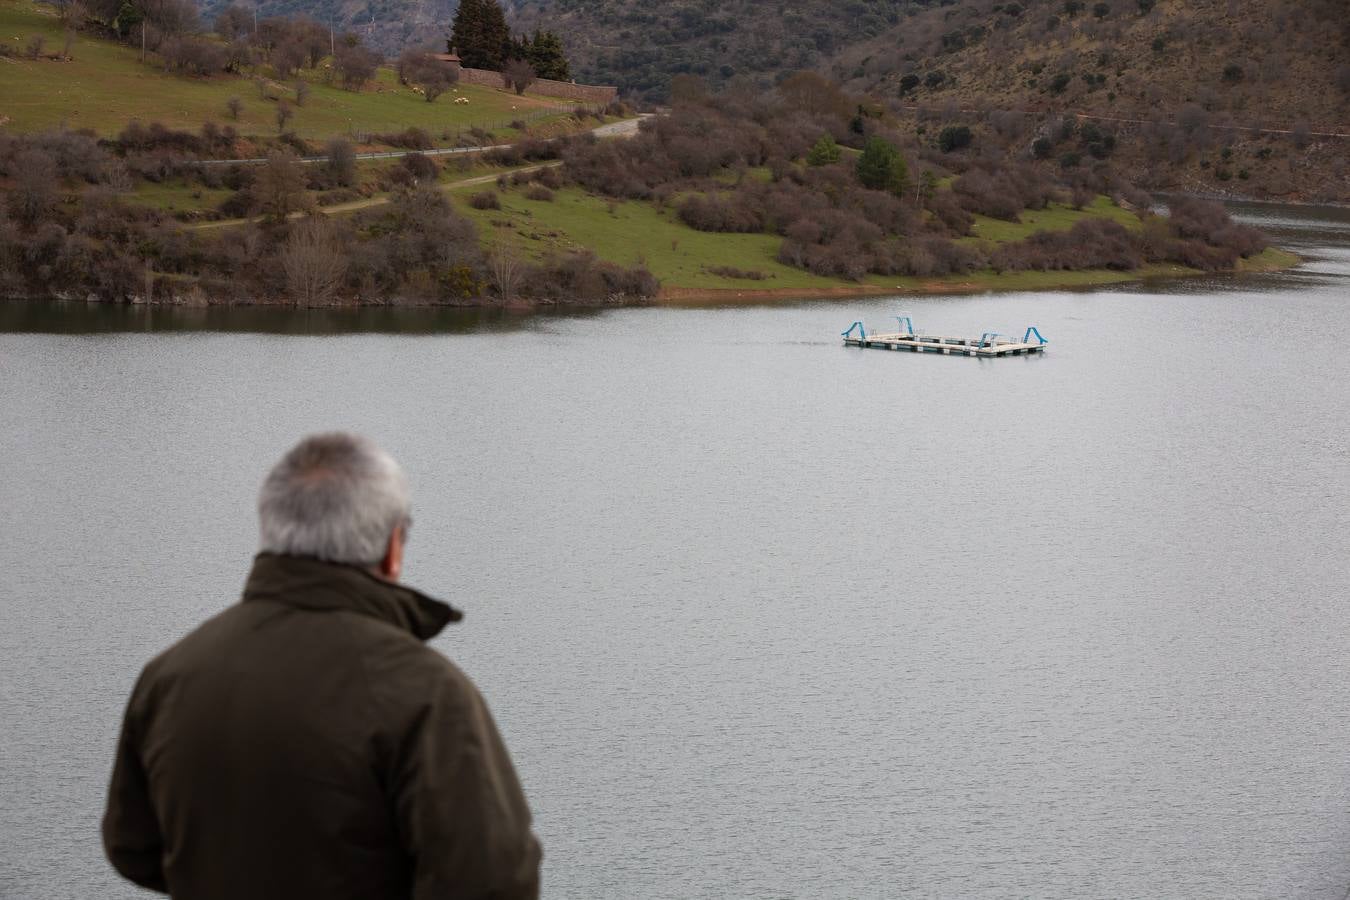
187, 114, 649, 231
189, 161, 560, 231
200, 114, 650, 166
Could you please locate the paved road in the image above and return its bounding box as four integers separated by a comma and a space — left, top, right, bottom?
200, 114, 648, 166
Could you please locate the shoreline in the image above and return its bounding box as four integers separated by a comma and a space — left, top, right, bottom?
658, 248, 1301, 306
3, 249, 1301, 312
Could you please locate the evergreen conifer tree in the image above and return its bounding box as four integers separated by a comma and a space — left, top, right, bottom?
856, 136, 909, 196
450, 0, 509, 70
526, 29, 570, 80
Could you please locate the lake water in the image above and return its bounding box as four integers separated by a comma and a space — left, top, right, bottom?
3, 201, 1350, 898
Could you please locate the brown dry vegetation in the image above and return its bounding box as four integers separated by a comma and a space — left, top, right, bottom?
835, 0, 1349, 202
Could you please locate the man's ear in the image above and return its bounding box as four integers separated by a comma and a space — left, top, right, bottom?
378, 525, 404, 582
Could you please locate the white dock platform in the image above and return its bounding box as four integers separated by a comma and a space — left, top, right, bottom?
843, 332, 1046, 357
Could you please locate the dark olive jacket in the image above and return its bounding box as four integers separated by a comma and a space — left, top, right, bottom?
102, 553, 541, 899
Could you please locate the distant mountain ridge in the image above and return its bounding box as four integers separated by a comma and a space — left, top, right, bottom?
505, 0, 912, 99
837, 0, 1348, 131
196, 0, 456, 56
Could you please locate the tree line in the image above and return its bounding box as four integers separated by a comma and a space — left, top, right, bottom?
450, 0, 571, 83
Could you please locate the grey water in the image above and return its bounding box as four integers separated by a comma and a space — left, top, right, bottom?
2, 201, 1350, 899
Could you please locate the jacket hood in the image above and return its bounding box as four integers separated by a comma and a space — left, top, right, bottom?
242, 552, 462, 640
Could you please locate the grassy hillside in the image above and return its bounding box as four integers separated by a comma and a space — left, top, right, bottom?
452, 177, 1284, 297
0, 1, 574, 140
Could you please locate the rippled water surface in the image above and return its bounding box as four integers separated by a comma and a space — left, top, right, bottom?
3, 202, 1350, 898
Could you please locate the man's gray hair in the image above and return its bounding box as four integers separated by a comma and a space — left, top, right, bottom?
258, 433, 410, 567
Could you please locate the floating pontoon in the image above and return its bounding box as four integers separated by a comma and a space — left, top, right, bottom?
841, 316, 1047, 357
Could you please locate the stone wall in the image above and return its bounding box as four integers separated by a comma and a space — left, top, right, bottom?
456, 67, 618, 105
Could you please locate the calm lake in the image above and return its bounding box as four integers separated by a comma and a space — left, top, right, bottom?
2, 201, 1349, 898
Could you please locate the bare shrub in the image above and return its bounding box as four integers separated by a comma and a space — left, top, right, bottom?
706, 265, 767, 279
503, 58, 536, 96
7, 149, 58, 226
401, 152, 438, 182
518, 251, 659, 303
334, 44, 380, 91
469, 191, 501, 210
282, 216, 347, 305
489, 245, 523, 302
400, 49, 458, 102
253, 151, 309, 222
324, 137, 356, 188
372, 128, 433, 150
1168, 197, 1266, 256
992, 218, 1141, 270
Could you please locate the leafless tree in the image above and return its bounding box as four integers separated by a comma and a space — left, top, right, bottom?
213, 4, 251, 40
275, 100, 294, 133
26, 35, 45, 59
282, 217, 347, 305
56, 0, 86, 27
400, 50, 457, 102
333, 43, 379, 91
502, 58, 536, 96
324, 136, 356, 187
294, 80, 310, 107
7, 149, 59, 226
253, 151, 308, 222
272, 38, 306, 78
226, 95, 243, 120
489, 245, 523, 302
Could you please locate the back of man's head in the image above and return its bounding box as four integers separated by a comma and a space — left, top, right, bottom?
258, 432, 410, 568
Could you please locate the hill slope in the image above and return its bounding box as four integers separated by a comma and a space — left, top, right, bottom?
0, 1, 572, 140
196, 0, 456, 57
841, 0, 1348, 129
831, 0, 1349, 201
505, 0, 910, 99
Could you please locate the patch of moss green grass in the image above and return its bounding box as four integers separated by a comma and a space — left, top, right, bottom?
0, 1, 575, 139
458, 186, 849, 291
457, 184, 1221, 292
128, 180, 234, 214
962, 195, 1140, 245
1237, 247, 1299, 272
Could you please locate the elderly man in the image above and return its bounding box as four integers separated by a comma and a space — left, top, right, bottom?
102, 433, 541, 899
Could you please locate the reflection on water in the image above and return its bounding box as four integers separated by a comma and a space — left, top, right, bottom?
0, 299, 615, 336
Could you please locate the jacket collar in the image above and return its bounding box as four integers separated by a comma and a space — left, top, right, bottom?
242, 553, 462, 640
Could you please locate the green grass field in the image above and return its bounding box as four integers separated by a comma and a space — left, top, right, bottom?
0, 1, 576, 140
454, 183, 1190, 294
458, 187, 852, 291
962, 195, 1141, 244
